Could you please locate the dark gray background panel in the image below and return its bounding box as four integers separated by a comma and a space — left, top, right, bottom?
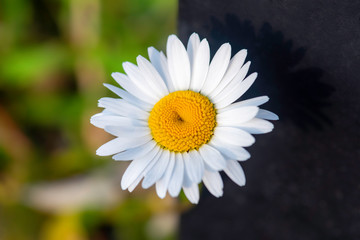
178, 0, 360, 239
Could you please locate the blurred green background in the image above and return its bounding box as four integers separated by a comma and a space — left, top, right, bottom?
0, 0, 184, 239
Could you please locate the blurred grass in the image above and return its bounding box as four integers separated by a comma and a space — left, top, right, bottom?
0, 0, 179, 239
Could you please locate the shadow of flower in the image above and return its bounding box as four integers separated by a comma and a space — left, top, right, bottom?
208, 15, 335, 130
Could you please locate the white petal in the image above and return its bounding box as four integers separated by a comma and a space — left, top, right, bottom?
123, 62, 163, 100
217, 106, 259, 126
224, 160, 246, 186
113, 140, 156, 161
96, 138, 124, 156
111, 72, 157, 105
256, 109, 279, 120
156, 152, 175, 198
203, 161, 215, 172
202, 170, 223, 197
127, 150, 163, 192
201, 43, 231, 95
183, 163, 193, 188
148, 47, 175, 92
90, 112, 118, 129
127, 174, 143, 192
209, 136, 250, 161
183, 184, 200, 204
189, 39, 210, 92
142, 150, 170, 189
214, 127, 255, 147
198, 144, 227, 171
215, 72, 258, 109
121, 145, 161, 190
168, 153, 184, 197
148, 47, 161, 70
217, 96, 269, 114
182, 152, 194, 183
160, 51, 176, 92
105, 125, 150, 138
237, 118, 274, 134
211, 61, 251, 101
209, 49, 247, 98
166, 34, 191, 90
96, 134, 152, 156
186, 32, 200, 69
103, 83, 152, 111
90, 115, 146, 129
136, 55, 169, 96
184, 150, 204, 184
98, 98, 149, 120
92, 109, 112, 117
142, 151, 164, 174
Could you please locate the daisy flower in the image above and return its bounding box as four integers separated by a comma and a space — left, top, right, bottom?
91, 33, 278, 204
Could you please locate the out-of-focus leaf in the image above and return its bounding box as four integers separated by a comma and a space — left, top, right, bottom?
0, 44, 71, 87
113, 199, 152, 240
0, 148, 10, 172
16, 94, 81, 126
0, 0, 32, 46
0, 204, 44, 240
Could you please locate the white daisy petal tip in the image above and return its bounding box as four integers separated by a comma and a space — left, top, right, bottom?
183, 184, 200, 204
110, 72, 118, 79
91, 32, 277, 204
189, 32, 200, 39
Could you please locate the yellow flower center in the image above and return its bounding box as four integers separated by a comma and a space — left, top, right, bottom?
148, 90, 217, 152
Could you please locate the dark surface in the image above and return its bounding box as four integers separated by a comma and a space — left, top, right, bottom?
178, 1, 360, 239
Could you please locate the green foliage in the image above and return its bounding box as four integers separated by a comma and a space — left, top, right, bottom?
0, 44, 70, 87
0, 0, 177, 239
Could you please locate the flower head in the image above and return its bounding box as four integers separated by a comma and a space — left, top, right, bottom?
91, 33, 278, 204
